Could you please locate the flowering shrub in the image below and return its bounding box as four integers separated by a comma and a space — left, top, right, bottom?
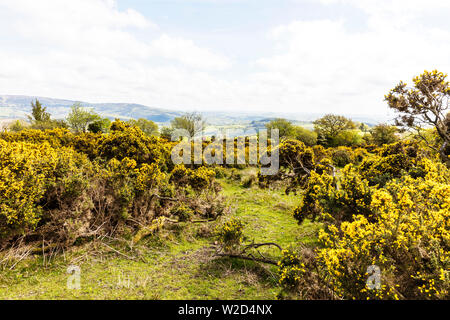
0, 140, 90, 239
294, 164, 372, 224
0, 128, 73, 148
278, 249, 306, 289
215, 218, 244, 252
293, 171, 335, 223
170, 164, 215, 191
259, 139, 332, 194
170, 204, 193, 222
0, 123, 221, 247
72, 132, 105, 160
317, 172, 449, 299
287, 140, 450, 300
99, 120, 170, 167
359, 141, 421, 187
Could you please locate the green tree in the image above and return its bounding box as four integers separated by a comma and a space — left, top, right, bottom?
28, 99, 50, 123
385, 70, 450, 165
127, 118, 158, 136
160, 126, 174, 140
26, 99, 67, 130
369, 124, 399, 146
171, 112, 206, 137
67, 104, 101, 134
265, 118, 295, 140
359, 123, 370, 133
292, 126, 318, 146
332, 129, 363, 147
313, 114, 356, 147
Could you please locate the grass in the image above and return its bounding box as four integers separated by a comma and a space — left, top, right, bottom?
0, 168, 321, 300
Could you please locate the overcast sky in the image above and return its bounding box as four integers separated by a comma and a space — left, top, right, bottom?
1, 0, 450, 116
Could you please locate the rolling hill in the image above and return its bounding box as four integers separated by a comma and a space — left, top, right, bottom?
0, 95, 183, 124
0, 95, 389, 129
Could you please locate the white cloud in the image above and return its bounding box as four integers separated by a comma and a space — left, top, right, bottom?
0, 0, 231, 105
150, 35, 231, 70
247, 1, 450, 114
1, 0, 450, 116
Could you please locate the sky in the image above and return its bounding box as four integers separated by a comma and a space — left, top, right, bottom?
1, 0, 450, 116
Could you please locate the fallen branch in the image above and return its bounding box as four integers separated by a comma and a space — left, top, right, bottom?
215, 241, 283, 266
242, 242, 283, 252
215, 253, 278, 265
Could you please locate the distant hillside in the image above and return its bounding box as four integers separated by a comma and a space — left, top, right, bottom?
0, 95, 183, 124
0, 95, 390, 129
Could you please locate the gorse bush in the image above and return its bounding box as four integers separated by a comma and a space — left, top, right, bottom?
294, 165, 372, 223
215, 217, 244, 252
286, 140, 450, 299
359, 141, 421, 187
317, 171, 449, 299
258, 139, 334, 194
0, 128, 73, 148
0, 121, 222, 247
293, 164, 373, 224
293, 171, 335, 224
99, 120, 171, 168
170, 204, 193, 222
170, 164, 215, 191
278, 249, 306, 289
0, 140, 91, 240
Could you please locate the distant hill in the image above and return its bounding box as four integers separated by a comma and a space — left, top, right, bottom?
0, 95, 183, 124
0, 95, 390, 129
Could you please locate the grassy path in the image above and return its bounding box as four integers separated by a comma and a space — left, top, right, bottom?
0, 175, 320, 299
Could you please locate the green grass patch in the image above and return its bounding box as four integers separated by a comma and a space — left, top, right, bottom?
0, 168, 321, 300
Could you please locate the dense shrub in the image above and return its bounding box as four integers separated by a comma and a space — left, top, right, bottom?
170, 164, 215, 191
0, 123, 221, 247
292, 126, 318, 146
278, 139, 315, 171
317, 171, 449, 299
170, 204, 193, 222
258, 139, 315, 191
293, 164, 372, 224
215, 217, 244, 252
99, 120, 170, 167
278, 249, 306, 289
0, 140, 91, 240
0, 128, 73, 148
331, 146, 354, 167
287, 138, 450, 300
358, 141, 420, 186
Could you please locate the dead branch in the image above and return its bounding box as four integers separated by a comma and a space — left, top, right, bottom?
241, 242, 283, 252
215, 241, 283, 266
215, 253, 278, 265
